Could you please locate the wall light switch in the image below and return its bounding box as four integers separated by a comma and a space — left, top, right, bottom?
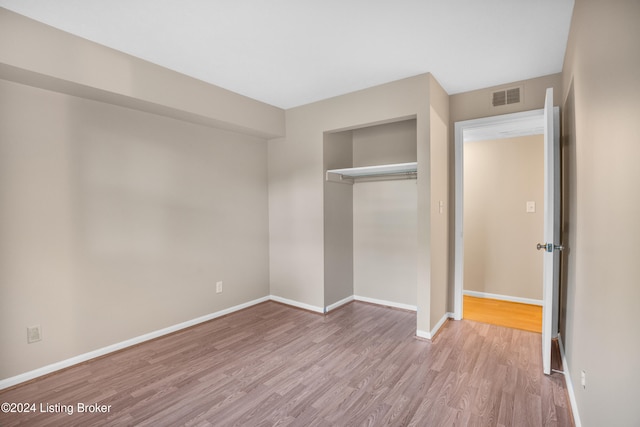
526, 201, 536, 213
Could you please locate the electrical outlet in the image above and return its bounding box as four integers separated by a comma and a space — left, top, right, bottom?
526, 201, 536, 213
27, 325, 42, 344
216, 281, 223, 294
581, 370, 586, 389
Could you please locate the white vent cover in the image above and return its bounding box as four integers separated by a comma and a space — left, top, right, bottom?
492, 86, 523, 107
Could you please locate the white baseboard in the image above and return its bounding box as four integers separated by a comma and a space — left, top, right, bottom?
416, 330, 430, 339
353, 295, 417, 312
416, 312, 453, 340
557, 334, 582, 427
0, 296, 270, 391
325, 295, 354, 313
0, 294, 423, 390
271, 294, 414, 314
463, 290, 543, 306
269, 294, 324, 314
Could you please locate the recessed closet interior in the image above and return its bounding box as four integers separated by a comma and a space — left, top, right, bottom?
323, 118, 417, 310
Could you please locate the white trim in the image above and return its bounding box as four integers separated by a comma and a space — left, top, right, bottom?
271, 294, 415, 314
454, 109, 545, 321
416, 312, 453, 340
269, 295, 324, 314
463, 290, 543, 306
454, 119, 465, 320
353, 295, 417, 312
325, 295, 354, 313
0, 294, 425, 390
416, 329, 430, 339
557, 334, 582, 427
0, 296, 270, 391
326, 162, 417, 183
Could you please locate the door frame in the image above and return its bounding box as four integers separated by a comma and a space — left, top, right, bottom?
453, 108, 547, 320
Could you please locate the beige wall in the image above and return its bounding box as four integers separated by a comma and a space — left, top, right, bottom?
463, 135, 544, 300
0, 79, 270, 380
354, 181, 417, 306
560, 1, 640, 425
268, 74, 449, 333
0, 9, 284, 139
450, 73, 563, 123
449, 73, 562, 311
428, 77, 450, 329
269, 76, 429, 311
323, 131, 354, 307
352, 119, 416, 167
352, 120, 417, 306
0, 8, 280, 383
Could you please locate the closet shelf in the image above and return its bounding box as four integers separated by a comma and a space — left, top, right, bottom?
326, 162, 417, 184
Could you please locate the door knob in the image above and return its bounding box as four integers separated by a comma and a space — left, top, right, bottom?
537, 243, 564, 252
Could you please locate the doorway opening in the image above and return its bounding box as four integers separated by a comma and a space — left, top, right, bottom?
462, 132, 544, 332
455, 89, 560, 375
453, 109, 546, 324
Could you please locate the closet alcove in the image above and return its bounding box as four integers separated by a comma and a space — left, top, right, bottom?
323, 118, 418, 310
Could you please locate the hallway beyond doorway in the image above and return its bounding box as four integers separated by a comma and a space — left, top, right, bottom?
463, 295, 542, 333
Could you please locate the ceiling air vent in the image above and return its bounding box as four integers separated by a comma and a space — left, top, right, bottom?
491, 86, 522, 107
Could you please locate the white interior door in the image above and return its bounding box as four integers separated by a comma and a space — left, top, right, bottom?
540, 87, 561, 375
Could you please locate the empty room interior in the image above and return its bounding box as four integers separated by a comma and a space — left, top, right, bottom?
1, 1, 639, 426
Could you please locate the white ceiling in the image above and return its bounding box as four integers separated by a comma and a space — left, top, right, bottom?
0, 0, 574, 109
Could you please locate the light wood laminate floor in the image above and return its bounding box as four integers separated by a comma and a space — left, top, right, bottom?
0, 301, 572, 426
463, 295, 543, 333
